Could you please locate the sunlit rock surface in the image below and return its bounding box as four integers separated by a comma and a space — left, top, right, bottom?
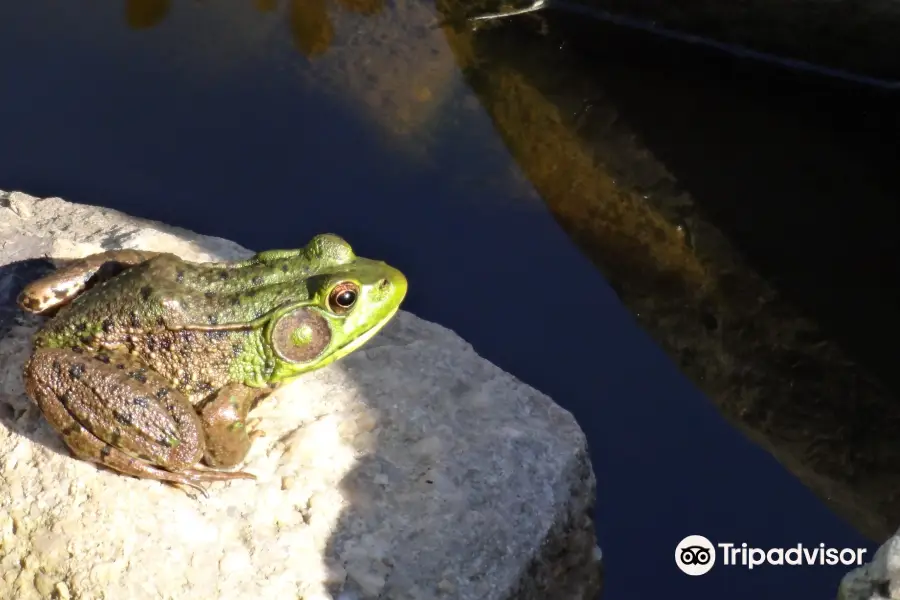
0, 190, 601, 600
839, 527, 900, 600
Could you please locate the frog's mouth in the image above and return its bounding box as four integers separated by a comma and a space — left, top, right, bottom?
331, 306, 399, 362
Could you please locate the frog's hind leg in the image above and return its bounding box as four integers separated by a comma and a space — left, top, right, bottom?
17, 249, 162, 314
48, 406, 217, 495
23, 347, 256, 496
27, 382, 213, 495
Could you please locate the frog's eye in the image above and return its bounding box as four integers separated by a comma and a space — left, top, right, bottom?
328, 282, 359, 314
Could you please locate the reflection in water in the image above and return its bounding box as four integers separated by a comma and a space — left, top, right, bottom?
288, 0, 334, 57
125, 0, 171, 30
337, 0, 384, 16
254, 0, 278, 11
438, 13, 900, 541
286, 0, 385, 56
117, 0, 460, 151
126, 0, 386, 58
280, 0, 459, 145
442, 25, 706, 291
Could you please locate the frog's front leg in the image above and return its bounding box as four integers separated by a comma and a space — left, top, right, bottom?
196, 382, 270, 468
17, 249, 162, 314
23, 347, 256, 495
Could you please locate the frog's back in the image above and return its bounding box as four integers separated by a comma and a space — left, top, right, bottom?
34, 253, 198, 348
34, 251, 315, 349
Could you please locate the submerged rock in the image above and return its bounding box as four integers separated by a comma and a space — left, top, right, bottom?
0, 190, 601, 600
439, 17, 900, 544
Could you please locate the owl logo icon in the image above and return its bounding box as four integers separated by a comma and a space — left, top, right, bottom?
676, 535, 716, 575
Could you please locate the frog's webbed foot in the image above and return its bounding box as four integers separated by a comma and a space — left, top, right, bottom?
24, 347, 256, 495
17, 249, 162, 314
197, 383, 268, 469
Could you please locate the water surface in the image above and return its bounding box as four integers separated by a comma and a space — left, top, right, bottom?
0, 2, 879, 598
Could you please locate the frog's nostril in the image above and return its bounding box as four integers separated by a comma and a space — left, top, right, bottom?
378, 279, 390, 290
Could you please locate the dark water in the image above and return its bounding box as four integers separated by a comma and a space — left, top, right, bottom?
546, 11, 900, 394
0, 2, 879, 598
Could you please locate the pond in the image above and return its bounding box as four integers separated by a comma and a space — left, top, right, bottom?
0, 1, 891, 598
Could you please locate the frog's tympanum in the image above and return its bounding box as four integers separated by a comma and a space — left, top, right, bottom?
17, 234, 407, 495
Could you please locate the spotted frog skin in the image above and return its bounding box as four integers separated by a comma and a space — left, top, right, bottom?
18, 234, 407, 495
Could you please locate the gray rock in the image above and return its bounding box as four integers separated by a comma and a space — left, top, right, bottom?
840, 528, 900, 600
0, 191, 602, 600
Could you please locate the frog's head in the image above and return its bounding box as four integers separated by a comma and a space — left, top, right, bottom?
263, 234, 407, 383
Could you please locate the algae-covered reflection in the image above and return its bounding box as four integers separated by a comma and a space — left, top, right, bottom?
125, 0, 170, 29
120, 0, 456, 144
125, 0, 384, 57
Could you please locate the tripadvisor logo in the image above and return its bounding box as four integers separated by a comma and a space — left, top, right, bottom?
674, 535, 868, 575
676, 535, 716, 575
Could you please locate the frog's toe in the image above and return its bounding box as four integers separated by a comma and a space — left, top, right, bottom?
246, 417, 267, 441
176, 483, 210, 499
181, 467, 257, 481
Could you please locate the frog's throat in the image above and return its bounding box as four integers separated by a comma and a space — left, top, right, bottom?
330, 306, 399, 363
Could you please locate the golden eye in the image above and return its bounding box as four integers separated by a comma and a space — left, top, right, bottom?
328, 282, 359, 314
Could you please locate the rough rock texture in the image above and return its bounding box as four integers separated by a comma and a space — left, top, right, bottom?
0, 190, 602, 600
839, 527, 900, 600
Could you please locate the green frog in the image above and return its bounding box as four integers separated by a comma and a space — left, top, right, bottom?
17, 234, 407, 495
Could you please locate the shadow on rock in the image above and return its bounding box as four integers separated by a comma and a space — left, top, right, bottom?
320, 314, 602, 598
